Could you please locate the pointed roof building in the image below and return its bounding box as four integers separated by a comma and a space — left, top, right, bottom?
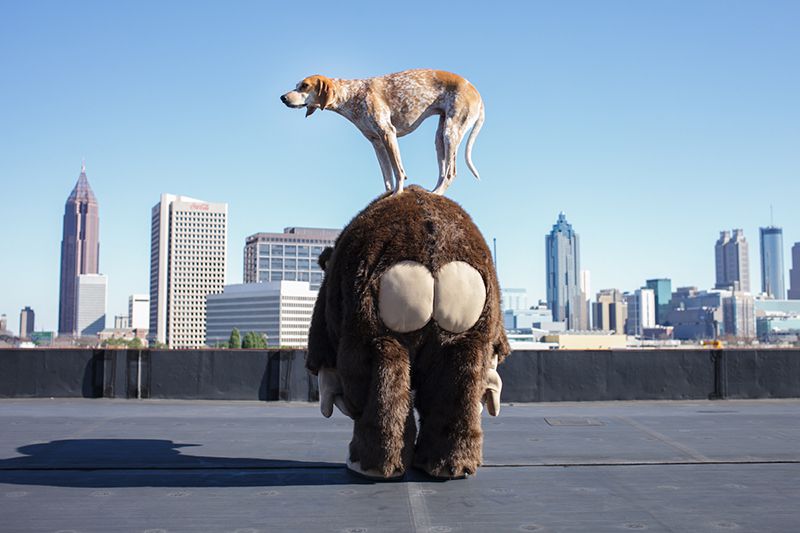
58, 162, 101, 336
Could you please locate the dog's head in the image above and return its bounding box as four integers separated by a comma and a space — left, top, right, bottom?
280, 75, 336, 117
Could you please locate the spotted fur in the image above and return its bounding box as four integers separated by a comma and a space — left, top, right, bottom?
281, 69, 484, 196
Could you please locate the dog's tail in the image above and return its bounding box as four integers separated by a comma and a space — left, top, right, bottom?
464, 100, 484, 181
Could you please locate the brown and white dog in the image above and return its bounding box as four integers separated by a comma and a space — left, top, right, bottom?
280, 69, 484, 195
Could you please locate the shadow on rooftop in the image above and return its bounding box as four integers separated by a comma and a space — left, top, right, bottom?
0, 439, 378, 488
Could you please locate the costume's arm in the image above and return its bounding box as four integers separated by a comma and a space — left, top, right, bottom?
306, 247, 337, 374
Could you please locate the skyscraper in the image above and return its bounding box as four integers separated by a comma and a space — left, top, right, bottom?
149, 194, 227, 348
760, 226, 785, 299
546, 212, 581, 329
58, 162, 100, 335
714, 229, 749, 292
645, 278, 672, 325
19, 307, 35, 339
243, 228, 340, 290
789, 243, 800, 300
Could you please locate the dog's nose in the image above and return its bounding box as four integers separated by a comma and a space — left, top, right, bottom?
280, 94, 288, 104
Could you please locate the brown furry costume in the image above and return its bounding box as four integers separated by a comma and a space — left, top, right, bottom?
307, 186, 509, 478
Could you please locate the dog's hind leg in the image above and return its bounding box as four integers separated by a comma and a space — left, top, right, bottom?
436, 117, 467, 195
431, 116, 448, 195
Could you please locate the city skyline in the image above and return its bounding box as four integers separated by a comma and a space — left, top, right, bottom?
1, 2, 799, 334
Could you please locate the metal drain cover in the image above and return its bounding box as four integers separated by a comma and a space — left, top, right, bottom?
545, 417, 605, 426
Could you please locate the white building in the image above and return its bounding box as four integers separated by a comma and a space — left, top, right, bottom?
206, 281, 317, 348
243, 227, 339, 290
129, 294, 150, 330
149, 194, 227, 348
76, 274, 107, 337
500, 288, 529, 312
625, 288, 655, 337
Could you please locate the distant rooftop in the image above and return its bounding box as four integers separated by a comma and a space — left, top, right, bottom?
246, 227, 340, 243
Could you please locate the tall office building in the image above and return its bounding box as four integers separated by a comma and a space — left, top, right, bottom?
546, 212, 581, 329
243, 227, 339, 290
75, 274, 107, 336
760, 226, 785, 299
149, 194, 227, 348
0, 315, 7, 333
624, 288, 656, 336
714, 229, 749, 292
206, 281, 318, 348
19, 307, 35, 339
593, 289, 627, 334
789, 243, 800, 300
58, 162, 100, 335
645, 278, 672, 325
128, 294, 150, 330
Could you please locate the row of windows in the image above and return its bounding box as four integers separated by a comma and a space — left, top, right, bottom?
257, 271, 323, 283
174, 212, 225, 219
257, 244, 328, 257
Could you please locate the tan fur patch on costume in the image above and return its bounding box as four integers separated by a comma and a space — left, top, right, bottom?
433, 261, 486, 333
378, 261, 435, 333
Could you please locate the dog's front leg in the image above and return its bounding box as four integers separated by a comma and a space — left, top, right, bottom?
380, 126, 409, 194
371, 141, 395, 193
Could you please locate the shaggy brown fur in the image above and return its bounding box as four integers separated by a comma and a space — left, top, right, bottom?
307, 186, 509, 478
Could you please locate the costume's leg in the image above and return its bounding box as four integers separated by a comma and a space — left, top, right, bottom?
345, 336, 416, 478
413, 336, 487, 478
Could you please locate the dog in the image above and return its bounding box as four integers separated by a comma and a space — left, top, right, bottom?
280, 69, 484, 195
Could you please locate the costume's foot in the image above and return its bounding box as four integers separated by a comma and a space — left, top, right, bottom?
346, 458, 405, 481
412, 458, 476, 480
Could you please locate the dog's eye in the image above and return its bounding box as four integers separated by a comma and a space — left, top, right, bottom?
298, 83, 308, 91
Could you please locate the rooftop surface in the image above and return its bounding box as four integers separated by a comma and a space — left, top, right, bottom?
1, 398, 798, 532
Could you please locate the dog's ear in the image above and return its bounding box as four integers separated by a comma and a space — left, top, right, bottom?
318, 246, 333, 271
315, 76, 334, 111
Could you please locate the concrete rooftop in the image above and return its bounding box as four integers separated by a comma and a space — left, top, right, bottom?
1, 398, 798, 532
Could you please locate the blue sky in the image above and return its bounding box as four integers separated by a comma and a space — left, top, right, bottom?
1, 1, 798, 333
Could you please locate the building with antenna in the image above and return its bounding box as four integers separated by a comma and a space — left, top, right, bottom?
58, 161, 101, 336
760, 226, 785, 299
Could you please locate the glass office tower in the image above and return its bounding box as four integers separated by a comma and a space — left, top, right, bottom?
546, 212, 581, 329
760, 226, 785, 299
